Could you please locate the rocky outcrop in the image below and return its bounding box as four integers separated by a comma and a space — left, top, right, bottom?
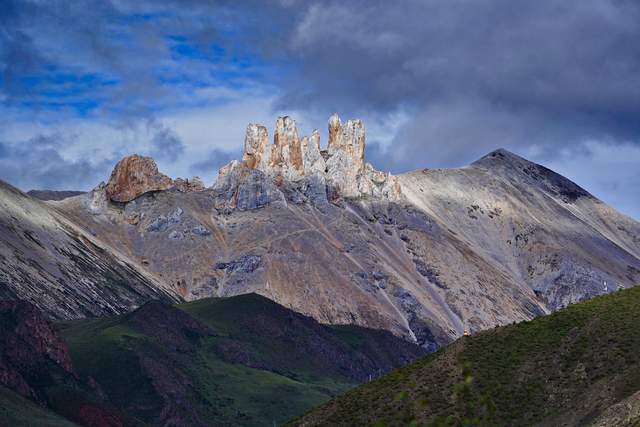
105, 154, 174, 203
173, 176, 205, 193
213, 160, 286, 212
215, 114, 401, 209
98, 114, 398, 209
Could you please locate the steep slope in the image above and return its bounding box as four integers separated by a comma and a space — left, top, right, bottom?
0, 180, 180, 320
292, 286, 640, 427
0, 300, 139, 427
57, 176, 543, 349
49, 116, 639, 351
400, 148, 640, 310
59, 293, 424, 426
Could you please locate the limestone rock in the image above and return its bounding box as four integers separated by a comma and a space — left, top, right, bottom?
105, 155, 173, 203
215, 113, 402, 208
213, 160, 286, 212
242, 124, 270, 170
358, 163, 402, 200
88, 182, 109, 214
301, 130, 326, 176
271, 116, 305, 181
173, 176, 205, 193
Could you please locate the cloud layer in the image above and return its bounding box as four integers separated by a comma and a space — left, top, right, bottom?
1, 0, 639, 217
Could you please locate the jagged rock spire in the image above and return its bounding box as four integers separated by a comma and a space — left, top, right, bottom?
242, 124, 270, 170
219, 113, 401, 204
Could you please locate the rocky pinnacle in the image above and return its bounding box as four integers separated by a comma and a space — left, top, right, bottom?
217, 113, 402, 202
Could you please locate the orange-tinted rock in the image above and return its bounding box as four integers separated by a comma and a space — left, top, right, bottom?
242, 124, 270, 170
105, 155, 173, 203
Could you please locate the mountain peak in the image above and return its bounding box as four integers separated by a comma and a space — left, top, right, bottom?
472, 148, 529, 167
213, 114, 401, 210
472, 148, 593, 203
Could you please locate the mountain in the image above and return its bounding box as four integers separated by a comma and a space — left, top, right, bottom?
0, 294, 423, 426
26, 190, 85, 202
291, 285, 640, 427
0, 180, 179, 321
2, 114, 639, 351
401, 148, 640, 311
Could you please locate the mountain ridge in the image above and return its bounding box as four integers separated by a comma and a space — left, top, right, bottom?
1, 114, 639, 352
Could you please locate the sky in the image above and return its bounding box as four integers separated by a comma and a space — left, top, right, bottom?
1, 0, 639, 219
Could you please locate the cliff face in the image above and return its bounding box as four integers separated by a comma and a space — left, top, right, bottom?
214, 114, 401, 209
104, 154, 205, 203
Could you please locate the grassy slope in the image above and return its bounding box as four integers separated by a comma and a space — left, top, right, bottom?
292, 286, 640, 427
0, 386, 79, 427
61, 293, 420, 426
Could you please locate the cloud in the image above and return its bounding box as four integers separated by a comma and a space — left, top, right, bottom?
190, 148, 236, 177
0, 134, 117, 191
148, 120, 185, 160
1, 0, 639, 217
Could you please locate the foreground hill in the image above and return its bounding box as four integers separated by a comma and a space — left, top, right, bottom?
0, 293, 423, 426
292, 286, 640, 426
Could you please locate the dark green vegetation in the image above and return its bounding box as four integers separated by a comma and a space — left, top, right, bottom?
0, 386, 78, 427
292, 286, 640, 426
58, 293, 423, 426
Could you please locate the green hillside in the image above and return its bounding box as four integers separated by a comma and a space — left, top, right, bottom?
0, 386, 79, 427
291, 286, 640, 426
60, 293, 423, 426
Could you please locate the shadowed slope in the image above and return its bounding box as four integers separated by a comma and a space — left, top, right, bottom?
60, 293, 424, 426
291, 286, 640, 427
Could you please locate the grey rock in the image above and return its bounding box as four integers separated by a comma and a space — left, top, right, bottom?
215, 255, 262, 274
191, 225, 211, 237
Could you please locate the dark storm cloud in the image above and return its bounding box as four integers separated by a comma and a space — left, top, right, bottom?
149, 120, 185, 160
264, 0, 640, 171
1, 0, 639, 216
190, 148, 238, 178
0, 135, 117, 191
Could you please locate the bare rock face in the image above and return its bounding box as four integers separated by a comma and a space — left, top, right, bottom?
302, 130, 326, 175
173, 176, 205, 193
214, 113, 401, 209
105, 155, 174, 203
87, 182, 109, 215
213, 160, 286, 212
272, 116, 305, 181
242, 124, 270, 170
